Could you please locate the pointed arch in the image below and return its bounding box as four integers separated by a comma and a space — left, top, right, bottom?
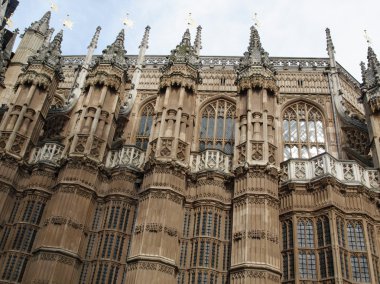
136, 100, 156, 150
282, 100, 326, 160
198, 97, 236, 154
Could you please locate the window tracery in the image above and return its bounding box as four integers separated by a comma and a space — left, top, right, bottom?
283, 102, 326, 160
199, 99, 235, 154
136, 101, 155, 150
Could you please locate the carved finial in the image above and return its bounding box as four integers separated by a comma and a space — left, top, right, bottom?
100, 29, 127, 69
367, 47, 380, 85
364, 30, 372, 47
139, 25, 150, 49
194, 25, 202, 56
88, 26, 101, 49
326, 28, 334, 51
248, 25, 262, 52
181, 28, 191, 47
42, 28, 55, 48
360, 61, 367, 85
29, 11, 51, 35
237, 25, 274, 73
26, 29, 63, 80
50, 29, 63, 54
325, 28, 337, 68
114, 29, 125, 49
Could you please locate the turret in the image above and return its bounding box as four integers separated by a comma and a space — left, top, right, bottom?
360, 46, 380, 167
0, 30, 63, 159
0, 11, 53, 104
67, 29, 128, 162
230, 25, 281, 283
125, 28, 201, 284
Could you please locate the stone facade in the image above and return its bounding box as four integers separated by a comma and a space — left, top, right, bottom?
0, 10, 379, 284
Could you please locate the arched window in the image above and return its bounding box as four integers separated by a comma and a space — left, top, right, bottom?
297, 219, 314, 248
199, 99, 235, 154
347, 222, 366, 251
136, 101, 155, 150
299, 251, 316, 279
283, 102, 326, 160
317, 216, 331, 247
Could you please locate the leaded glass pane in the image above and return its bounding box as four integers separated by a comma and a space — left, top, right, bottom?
207, 117, 215, 138
316, 121, 324, 142
300, 120, 307, 142
310, 146, 318, 157
308, 121, 316, 142
284, 145, 291, 160
200, 117, 207, 138
290, 120, 298, 142
301, 146, 308, 158
291, 146, 298, 158
283, 120, 289, 141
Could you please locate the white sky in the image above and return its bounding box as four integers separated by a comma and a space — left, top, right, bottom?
11, 0, 380, 80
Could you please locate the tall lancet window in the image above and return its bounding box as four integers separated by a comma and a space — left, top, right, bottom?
136, 101, 155, 150
282, 102, 326, 160
199, 99, 235, 154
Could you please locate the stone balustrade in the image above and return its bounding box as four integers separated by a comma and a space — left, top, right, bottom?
29, 143, 64, 166
190, 149, 232, 174
106, 145, 145, 170
280, 153, 379, 190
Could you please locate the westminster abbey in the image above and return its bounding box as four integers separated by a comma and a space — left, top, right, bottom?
0, 7, 379, 284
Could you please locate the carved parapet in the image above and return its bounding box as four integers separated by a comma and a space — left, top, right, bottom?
190, 149, 232, 174
29, 142, 64, 166
280, 152, 380, 190
106, 145, 145, 170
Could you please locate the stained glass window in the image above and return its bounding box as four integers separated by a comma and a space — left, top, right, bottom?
283, 102, 326, 160
199, 99, 235, 154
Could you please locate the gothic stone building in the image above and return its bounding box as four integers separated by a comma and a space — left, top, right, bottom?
0, 10, 379, 284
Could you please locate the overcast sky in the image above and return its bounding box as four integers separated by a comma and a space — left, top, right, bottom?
11, 0, 380, 80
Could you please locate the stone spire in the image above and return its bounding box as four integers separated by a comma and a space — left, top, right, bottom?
137, 25, 150, 65
325, 27, 338, 71
42, 28, 55, 48
29, 11, 51, 35
181, 28, 191, 46
99, 29, 127, 69
63, 26, 101, 110
139, 25, 150, 49
164, 28, 200, 69
121, 25, 150, 115
194, 25, 202, 56
362, 47, 380, 89
88, 26, 101, 49
238, 25, 273, 73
